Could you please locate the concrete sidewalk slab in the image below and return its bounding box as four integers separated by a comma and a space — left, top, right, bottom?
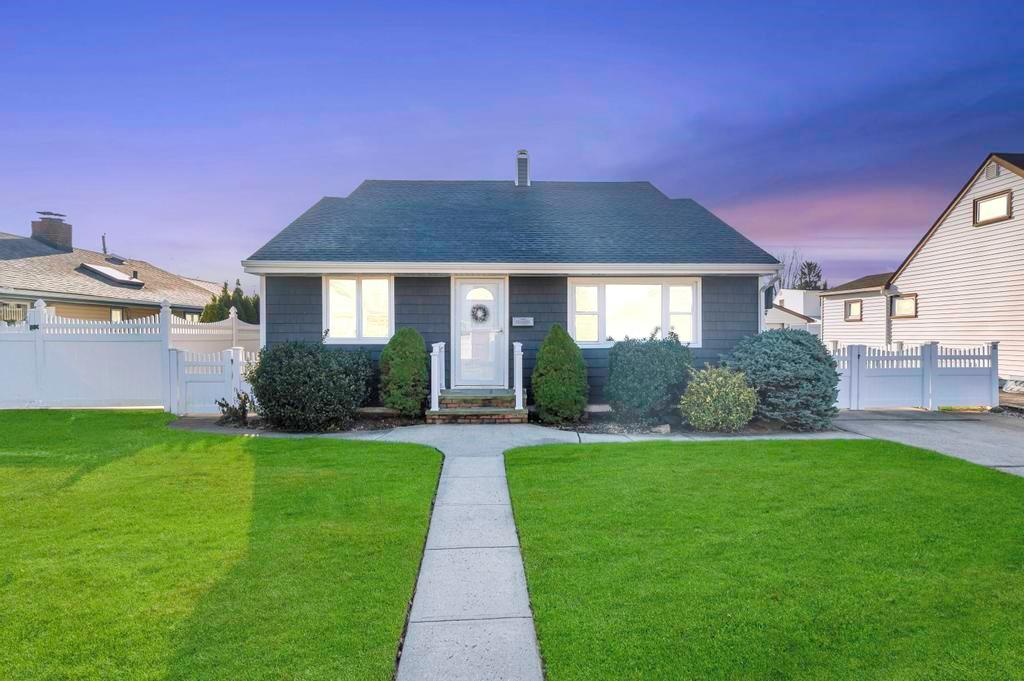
436, 476, 511, 506
397, 618, 543, 681
409, 547, 532, 623
441, 456, 507, 478
426, 504, 519, 549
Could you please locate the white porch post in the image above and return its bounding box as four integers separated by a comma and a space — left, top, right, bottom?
439, 343, 447, 390
990, 341, 1000, 408
430, 342, 442, 411
513, 341, 524, 410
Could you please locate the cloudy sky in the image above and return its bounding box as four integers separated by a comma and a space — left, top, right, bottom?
2, 1, 1022, 290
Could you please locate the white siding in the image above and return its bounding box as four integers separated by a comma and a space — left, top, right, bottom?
774, 288, 822, 318
820, 291, 887, 347
891, 163, 1024, 378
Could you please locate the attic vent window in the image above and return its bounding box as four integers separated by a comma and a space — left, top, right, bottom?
80, 262, 144, 286
985, 163, 1001, 180
973, 190, 1012, 226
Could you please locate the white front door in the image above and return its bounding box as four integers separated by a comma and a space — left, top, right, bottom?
453, 278, 507, 387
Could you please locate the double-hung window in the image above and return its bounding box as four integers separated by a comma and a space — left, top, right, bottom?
568, 278, 701, 347
323, 276, 393, 343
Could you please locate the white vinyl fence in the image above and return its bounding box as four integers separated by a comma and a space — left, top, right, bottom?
170, 308, 260, 353
0, 300, 257, 414
832, 343, 999, 410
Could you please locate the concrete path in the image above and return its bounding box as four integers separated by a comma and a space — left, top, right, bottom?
834, 410, 1024, 477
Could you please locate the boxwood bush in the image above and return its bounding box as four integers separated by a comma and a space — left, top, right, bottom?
531, 324, 588, 424
379, 327, 429, 417
725, 329, 839, 431
679, 365, 757, 432
605, 332, 693, 423
247, 342, 373, 432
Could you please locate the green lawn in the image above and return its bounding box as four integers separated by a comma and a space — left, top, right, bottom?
506, 440, 1024, 680
0, 411, 441, 680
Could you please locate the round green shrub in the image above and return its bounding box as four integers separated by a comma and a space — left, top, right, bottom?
531, 324, 588, 423
679, 365, 757, 432
247, 342, 373, 432
379, 327, 429, 417
605, 332, 693, 423
724, 329, 839, 431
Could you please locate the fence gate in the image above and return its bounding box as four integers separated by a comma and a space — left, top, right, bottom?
169, 347, 256, 415
834, 343, 999, 410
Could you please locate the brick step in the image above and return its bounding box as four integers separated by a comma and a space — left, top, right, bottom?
439, 396, 516, 409
426, 407, 528, 425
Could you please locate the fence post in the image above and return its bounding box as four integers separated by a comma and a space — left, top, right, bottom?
229, 306, 239, 348
30, 299, 47, 407
921, 342, 938, 411
990, 341, 1000, 408
159, 300, 172, 411
174, 349, 187, 414
849, 344, 865, 410
230, 346, 244, 394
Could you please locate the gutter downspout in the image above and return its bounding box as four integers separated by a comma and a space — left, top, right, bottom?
758, 274, 781, 334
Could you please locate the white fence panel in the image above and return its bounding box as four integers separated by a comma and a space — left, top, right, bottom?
170, 308, 260, 353
832, 342, 998, 410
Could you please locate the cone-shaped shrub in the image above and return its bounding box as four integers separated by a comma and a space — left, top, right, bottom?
379, 327, 429, 417
725, 329, 838, 431
531, 324, 588, 423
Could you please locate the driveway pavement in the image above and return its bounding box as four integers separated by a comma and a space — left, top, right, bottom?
834, 410, 1024, 476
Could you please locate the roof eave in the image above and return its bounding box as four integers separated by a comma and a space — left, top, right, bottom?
241, 260, 782, 276
820, 286, 888, 297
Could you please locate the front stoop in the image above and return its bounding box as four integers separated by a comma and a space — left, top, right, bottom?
426, 407, 528, 424
429, 389, 526, 423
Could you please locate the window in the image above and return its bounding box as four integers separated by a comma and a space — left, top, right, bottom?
110, 307, 125, 322
568, 278, 701, 346
974, 190, 1012, 226
890, 294, 917, 318
844, 299, 863, 322
323, 276, 393, 342
184, 312, 200, 323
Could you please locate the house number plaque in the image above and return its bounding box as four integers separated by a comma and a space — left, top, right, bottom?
511, 317, 534, 327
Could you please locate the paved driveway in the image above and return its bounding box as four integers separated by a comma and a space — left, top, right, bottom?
834, 410, 1024, 476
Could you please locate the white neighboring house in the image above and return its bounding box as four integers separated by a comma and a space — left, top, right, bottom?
820, 151, 1024, 380
765, 288, 821, 336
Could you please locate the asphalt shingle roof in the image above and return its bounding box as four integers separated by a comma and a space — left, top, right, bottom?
248, 180, 778, 265
0, 232, 214, 309
825, 272, 894, 293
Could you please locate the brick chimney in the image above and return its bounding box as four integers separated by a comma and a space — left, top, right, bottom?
31, 211, 72, 251
514, 149, 530, 187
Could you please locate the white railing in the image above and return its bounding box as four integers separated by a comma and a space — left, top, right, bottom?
429, 342, 445, 411
833, 342, 999, 410
513, 341, 524, 410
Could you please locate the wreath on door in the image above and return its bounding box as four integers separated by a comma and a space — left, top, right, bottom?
470, 304, 490, 323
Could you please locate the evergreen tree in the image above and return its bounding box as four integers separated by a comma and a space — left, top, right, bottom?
199, 295, 229, 322
796, 261, 826, 290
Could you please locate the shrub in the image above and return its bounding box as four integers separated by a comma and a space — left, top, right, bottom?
379, 327, 429, 417
247, 342, 373, 432
724, 329, 839, 431
531, 324, 588, 423
605, 332, 693, 423
215, 390, 252, 427
679, 366, 757, 432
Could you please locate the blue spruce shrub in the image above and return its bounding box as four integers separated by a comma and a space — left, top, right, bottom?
725, 329, 839, 431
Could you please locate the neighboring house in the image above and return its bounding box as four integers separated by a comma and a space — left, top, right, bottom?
186, 277, 224, 298
819, 272, 893, 347
0, 213, 213, 323
243, 150, 780, 402
765, 287, 821, 335
820, 151, 1024, 380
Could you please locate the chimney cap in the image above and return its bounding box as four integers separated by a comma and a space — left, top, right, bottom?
37, 211, 67, 220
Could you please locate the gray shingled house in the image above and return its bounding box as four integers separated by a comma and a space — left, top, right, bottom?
243, 151, 779, 414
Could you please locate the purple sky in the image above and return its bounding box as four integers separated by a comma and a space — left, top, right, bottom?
2, 1, 1022, 291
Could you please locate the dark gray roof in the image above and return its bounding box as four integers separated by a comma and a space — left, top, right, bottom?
994, 152, 1024, 172
825, 272, 894, 294
248, 181, 778, 265
0, 232, 214, 309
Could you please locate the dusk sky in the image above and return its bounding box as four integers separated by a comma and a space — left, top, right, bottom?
2, 1, 1023, 291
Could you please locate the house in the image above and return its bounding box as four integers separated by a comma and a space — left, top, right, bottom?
243, 150, 780, 412
0, 213, 213, 323
765, 288, 821, 335
819, 151, 1024, 381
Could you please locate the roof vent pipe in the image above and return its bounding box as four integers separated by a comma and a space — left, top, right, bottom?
514, 149, 530, 187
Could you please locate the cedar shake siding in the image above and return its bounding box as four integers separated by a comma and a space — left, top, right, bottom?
267, 274, 760, 403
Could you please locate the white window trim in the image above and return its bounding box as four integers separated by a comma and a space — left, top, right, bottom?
567, 277, 702, 348
321, 275, 395, 344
